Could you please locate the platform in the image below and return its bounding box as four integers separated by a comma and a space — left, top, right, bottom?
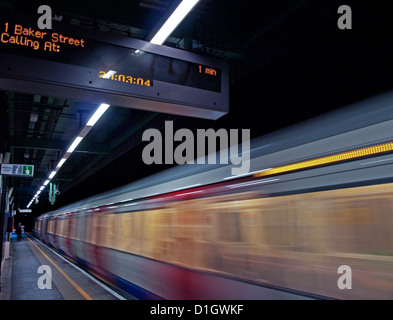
0, 233, 126, 300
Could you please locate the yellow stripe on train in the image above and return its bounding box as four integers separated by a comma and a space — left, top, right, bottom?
254, 142, 393, 178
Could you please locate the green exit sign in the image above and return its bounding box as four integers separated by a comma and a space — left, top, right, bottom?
1, 164, 34, 177
22, 165, 34, 176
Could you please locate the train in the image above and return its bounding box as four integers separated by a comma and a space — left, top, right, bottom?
34, 91, 393, 299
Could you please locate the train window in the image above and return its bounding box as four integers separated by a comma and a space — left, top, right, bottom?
111, 214, 120, 248
118, 212, 133, 252
58, 218, 67, 237
217, 211, 241, 242
64, 218, 69, 237
175, 200, 213, 241
47, 219, 55, 234
121, 211, 142, 253
130, 211, 146, 254
77, 215, 84, 240
258, 199, 292, 247
84, 214, 99, 244
101, 213, 120, 249
65, 217, 71, 238
152, 209, 173, 259
84, 214, 92, 242
47, 220, 51, 234
99, 214, 109, 247
372, 196, 393, 254
142, 211, 155, 256
92, 214, 102, 246
69, 215, 77, 239
237, 199, 263, 244
154, 209, 172, 238
57, 219, 63, 236
327, 197, 378, 253
138, 212, 147, 241
130, 212, 138, 242
73, 215, 84, 241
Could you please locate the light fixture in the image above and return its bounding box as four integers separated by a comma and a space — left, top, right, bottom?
27, 102, 111, 208
150, 0, 200, 45
67, 136, 84, 153
48, 171, 57, 179
86, 103, 110, 127
56, 158, 67, 169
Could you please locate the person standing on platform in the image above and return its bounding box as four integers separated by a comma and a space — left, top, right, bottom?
16, 222, 22, 241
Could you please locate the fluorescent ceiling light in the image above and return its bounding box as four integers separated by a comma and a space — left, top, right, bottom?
27, 101, 111, 208
150, 0, 200, 45
86, 103, 110, 127
48, 171, 57, 179
56, 158, 67, 169
67, 136, 83, 153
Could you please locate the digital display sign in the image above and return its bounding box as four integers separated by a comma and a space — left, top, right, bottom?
0, 10, 228, 120
1, 22, 86, 50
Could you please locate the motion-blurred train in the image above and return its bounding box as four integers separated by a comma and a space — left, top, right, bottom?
34, 92, 393, 299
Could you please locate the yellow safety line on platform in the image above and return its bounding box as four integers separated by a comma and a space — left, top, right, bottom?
27, 237, 93, 300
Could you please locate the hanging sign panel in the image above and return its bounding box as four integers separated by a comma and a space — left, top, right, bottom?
1, 164, 34, 177
0, 10, 229, 120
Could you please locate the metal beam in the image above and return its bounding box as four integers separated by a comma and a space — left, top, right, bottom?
9, 137, 109, 154
14, 174, 73, 183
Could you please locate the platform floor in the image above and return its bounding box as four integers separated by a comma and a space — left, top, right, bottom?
0, 233, 126, 300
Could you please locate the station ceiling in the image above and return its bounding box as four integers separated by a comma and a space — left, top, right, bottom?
1, 0, 392, 215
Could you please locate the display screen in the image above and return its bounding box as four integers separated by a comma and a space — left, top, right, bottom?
0, 20, 221, 92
